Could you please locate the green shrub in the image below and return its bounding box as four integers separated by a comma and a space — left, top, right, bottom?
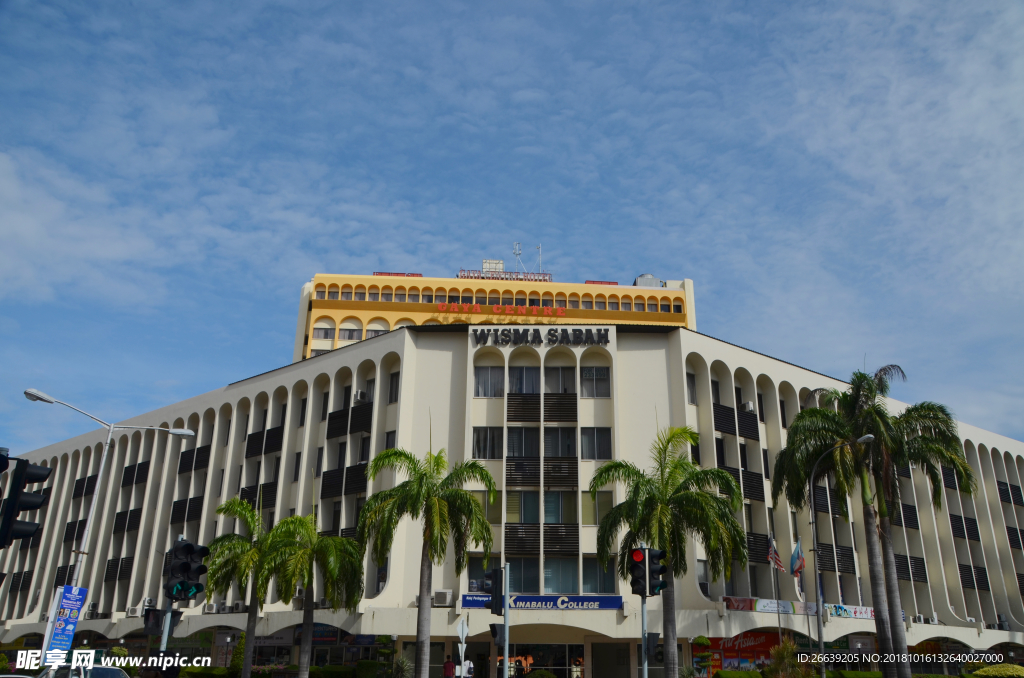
228, 633, 246, 678
973, 666, 1024, 678
0, 653, 9, 672
715, 670, 761, 678
527, 671, 558, 678
912, 674, 950, 678
313, 666, 355, 678
356, 660, 381, 678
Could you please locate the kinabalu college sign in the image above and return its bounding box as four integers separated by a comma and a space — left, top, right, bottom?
461, 593, 622, 610
472, 327, 611, 347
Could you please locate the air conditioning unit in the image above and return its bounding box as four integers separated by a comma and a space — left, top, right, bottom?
295, 586, 305, 598
741, 401, 755, 413
204, 604, 219, 614
354, 390, 368, 403
218, 603, 230, 614
318, 597, 329, 609
143, 597, 155, 607
433, 590, 453, 607
967, 616, 976, 623
233, 602, 247, 613
126, 607, 141, 618
88, 602, 99, 612
293, 598, 304, 611
914, 614, 925, 624
85, 611, 99, 620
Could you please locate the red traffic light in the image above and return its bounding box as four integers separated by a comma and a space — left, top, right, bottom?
631, 549, 645, 562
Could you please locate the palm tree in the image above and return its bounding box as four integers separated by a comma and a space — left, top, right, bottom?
591, 427, 747, 678
266, 513, 364, 678
358, 447, 496, 678
206, 497, 276, 678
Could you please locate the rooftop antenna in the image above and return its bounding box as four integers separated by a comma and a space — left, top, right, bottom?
536, 244, 542, 274
512, 242, 524, 273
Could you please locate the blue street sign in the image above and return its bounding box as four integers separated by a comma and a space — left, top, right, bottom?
48, 586, 88, 652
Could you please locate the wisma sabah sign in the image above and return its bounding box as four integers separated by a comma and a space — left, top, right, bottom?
473, 327, 611, 347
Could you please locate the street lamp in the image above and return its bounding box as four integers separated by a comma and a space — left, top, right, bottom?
24, 388, 194, 649
808, 434, 874, 678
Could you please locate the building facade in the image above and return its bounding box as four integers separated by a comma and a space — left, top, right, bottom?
3, 273, 1024, 677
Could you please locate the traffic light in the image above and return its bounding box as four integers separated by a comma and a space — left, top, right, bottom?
164, 539, 209, 601
483, 567, 503, 615
648, 549, 667, 596
629, 548, 647, 596
0, 453, 53, 549
489, 622, 505, 647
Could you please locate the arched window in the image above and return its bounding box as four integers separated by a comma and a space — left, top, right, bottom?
381, 286, 394, 302
395, 287, 407, 303
608, 295, 619, 311
568, 294, 580, 309
354, 286, 366, 301
327, 284, 339, 300
408, 287, 420, 303
314, 285, 327, 300
341, 285, 353, 301
581, 294, 593, 310
368, 286, 380, 302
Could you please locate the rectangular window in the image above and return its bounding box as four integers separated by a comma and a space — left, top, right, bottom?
596, 301, 606, 310
768, 507, 775, 537
791, 510, 799, 542
581, 491, 612, 525
421, 293, 432, 303
321, 392, 329, 421
507, 557, 540, 593
580, 428, 612, 460
360, 436, 370, 462
580, 366, 610, 398
691, 443, 700, 466
780, 400, 788, 428
749, 564, 758, 597
544, 427, 577, 457
506, 491, 540, 523
328, 290, 339, 300
388, 372, 400, 404
365, 379, 375, 402
739, 443, 748, 470
299, 398, 307, 427
544, 491, 577, 523
544, 557, 578, 594
711, 380, 720, 404
502, 296, 513, 305
369, 292, 379, 301
382, 292, 393, 301
697, 559, 710, 597
686, 373, 697, 405
622, 301, 631, 311
762, 449, 770, 479
341, 290, 352, 300
715, 437, 725, 467
660, 304, 670, 313
338, 329, 361, 340
384, 430, 396, 449
568, 300, 580, 309
408, 293, 419, 302
225, 418, 231, 445
274, 456, 281, 481
315, 290, 326, 299
472, 491, 503, 524
473, 427, 503, 459
514, 297, 526, 307
582, 301, 593, 310
544, 367, 576, 394
582, 557, 616, 593
218, 468, 225, 496
555, 299, 566, 308
312, 328, 335, 340
647, 303, 657, 312
507, 428, 540, 457
744, 503, 753, 531
509, 366, 540, 394
332, 501, 342, 531
528, 298, 540, 307
355, 291, 366, 300
463, 295, 474, 304
757, 393, 765, 422
474, 366, 505, 398
609, 302, 619, 310
475, 295, 487, 305
315, 447, 324, 477
337, 442, 346, 468
673, 304, 682, 313
490, 296, 501, 305
735, 386, 743, 407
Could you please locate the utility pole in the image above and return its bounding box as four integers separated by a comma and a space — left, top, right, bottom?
503, 562, 510, 678
640, 543, 648, 678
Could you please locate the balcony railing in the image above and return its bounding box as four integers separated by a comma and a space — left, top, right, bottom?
194, 444, 211, 470
186, 496, 204, 522
544, 524, 579, 554
815, 542, 836, 572
507, 394, 541, 422
245, 431, 265, 458
504, 523, 540, 554
506, 457, 541, 486
344, 464, 367, 495
264, 426, 284, 454
721, 465, 740, 488
712, 404, 736, 436
736, 410, 760, 441
543, 394, 577, 422
349, 403, 373, 434
835, 545, 856, 574
1013, 484, 1024, 507
741, 469, 764, 502
178, 448, 195, 474
321, 468, 345, 499
949, 514, 966, 539
543, 457, 577, 487
1009, 526, 1022, 550
746, 533, 769, 563
327, 408, 350, 439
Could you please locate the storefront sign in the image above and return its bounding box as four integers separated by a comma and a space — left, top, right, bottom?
825, 603, 875, 619
48, 587, 87, 652
472, 327, 611, 347
293, 623, 345, 646
461, 594, 622, 610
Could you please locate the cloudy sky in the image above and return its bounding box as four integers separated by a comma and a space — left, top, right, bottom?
2, 1, 1022, 453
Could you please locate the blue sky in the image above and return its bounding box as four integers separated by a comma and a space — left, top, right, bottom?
2, 1, 1023, 453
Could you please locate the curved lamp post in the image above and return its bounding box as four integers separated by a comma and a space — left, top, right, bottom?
24, 388, 193, 650
809, 433, 874, 678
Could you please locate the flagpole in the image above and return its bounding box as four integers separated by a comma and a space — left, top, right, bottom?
770, 535, 782, 646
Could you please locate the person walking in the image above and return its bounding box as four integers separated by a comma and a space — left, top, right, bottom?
444, 656, 456, 678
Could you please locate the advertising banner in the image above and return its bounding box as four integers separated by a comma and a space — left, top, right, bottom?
825, 603, 875, 620
460, 594, 622, 610
48, 587, 87, 653
722, 596, 817, 615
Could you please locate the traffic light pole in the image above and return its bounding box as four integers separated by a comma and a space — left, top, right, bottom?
503, 562, 510, 678
160, 597, 174, 651
640, 543, 648, 678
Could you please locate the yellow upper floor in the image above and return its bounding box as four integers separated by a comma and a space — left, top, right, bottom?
293, 272, 696, 361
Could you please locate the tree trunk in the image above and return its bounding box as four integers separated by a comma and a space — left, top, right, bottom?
241, 579, 260, 678
860, 472, 895, 678
662, 573, 679, 678
878, 513, 912, 678
415, 540, 433, 678
298, 577, 316, 678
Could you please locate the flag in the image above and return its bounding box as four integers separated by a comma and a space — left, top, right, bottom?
791, 537, 805, 577
768, 538, 785, 572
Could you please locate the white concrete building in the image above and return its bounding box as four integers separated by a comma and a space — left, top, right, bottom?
4, 292, 1024, 677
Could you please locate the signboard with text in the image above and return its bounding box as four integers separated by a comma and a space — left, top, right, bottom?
48, 587, 87, 652
461, 594, 622, 610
